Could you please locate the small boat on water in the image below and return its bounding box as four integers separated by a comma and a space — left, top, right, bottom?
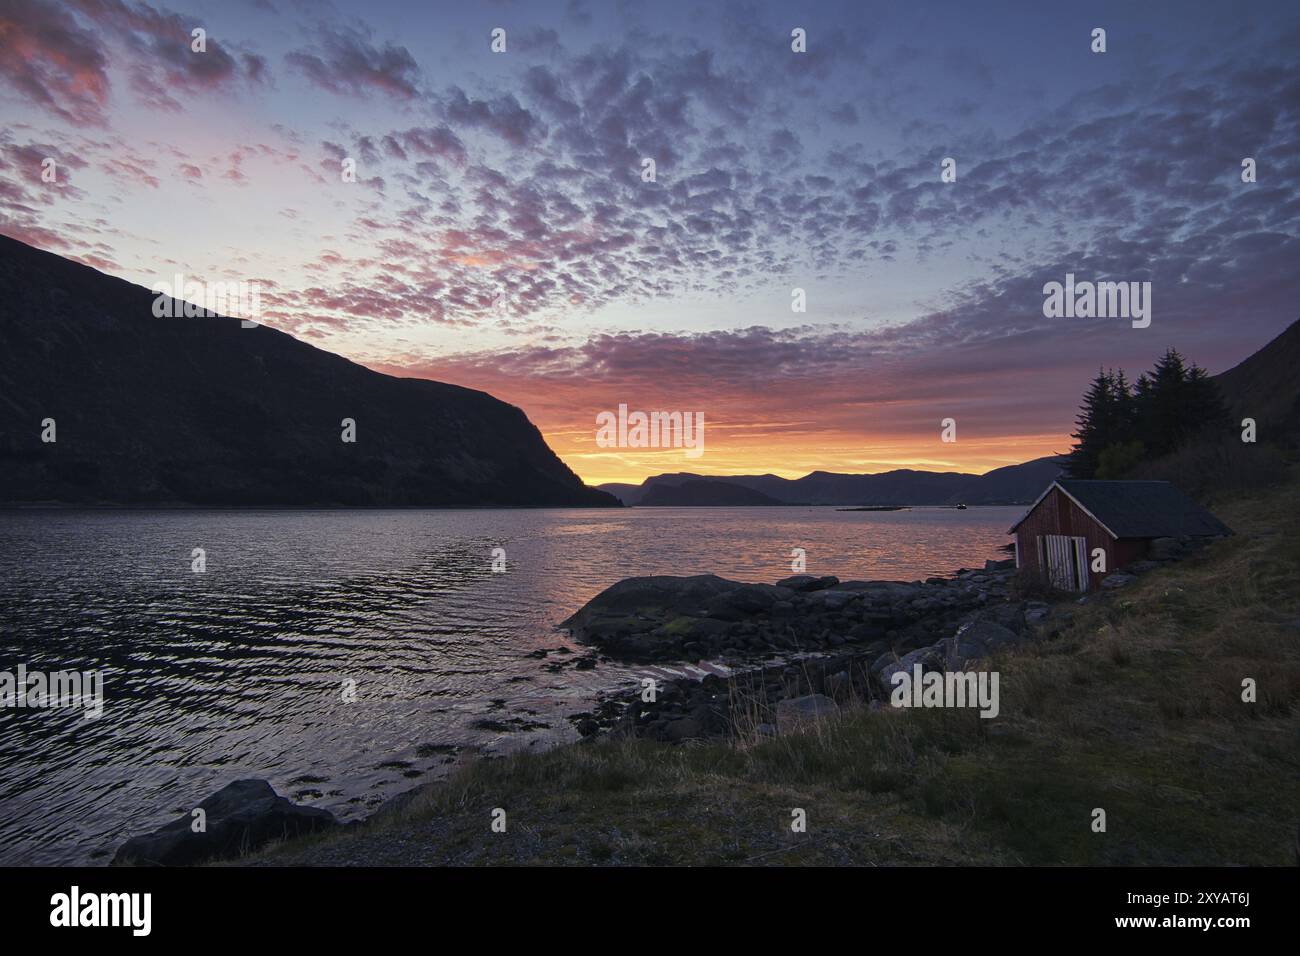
956, 503, 968, 510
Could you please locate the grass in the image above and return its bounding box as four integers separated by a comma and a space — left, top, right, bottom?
242, 476, 1300, 866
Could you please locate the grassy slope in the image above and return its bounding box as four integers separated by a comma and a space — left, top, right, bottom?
246, 478, 1300, 866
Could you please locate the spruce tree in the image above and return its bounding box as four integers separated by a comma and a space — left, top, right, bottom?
1068, 369, 1116, 478
1068, 349, 1231, 480
1112, 368, 1136, 443
1139, 348, 1190, 455
1133, 349, 1230, 454
1185, 363, 1232, 436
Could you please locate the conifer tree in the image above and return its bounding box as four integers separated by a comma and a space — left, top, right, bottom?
1070, 349, 1232, 478
1068, 369, 1119, 478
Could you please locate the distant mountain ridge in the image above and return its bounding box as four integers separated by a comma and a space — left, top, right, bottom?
639, 479, 785, 506
0, 236, 618, 507
600, 455, 1068, 506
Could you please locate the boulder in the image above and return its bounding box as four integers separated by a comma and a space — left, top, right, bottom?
112, 779, 338, 866
858, 582, 924, 604
871, 650, 898, 675
775, 574, 839, 592
876, 644, 945, 688
947, 619, 1021, 665
1101, 573, 1136, 590
775, 694, 839, 731
987, 602, 1026, 632
562, 575, 735, 632
657, 616, 732, 640
804, 588, 856, 611
824, 670, 853, 700
562, 575, 748, 657
704, 582, 793, 618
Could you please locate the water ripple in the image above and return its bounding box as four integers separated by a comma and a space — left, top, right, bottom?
0, 505, 1016, 864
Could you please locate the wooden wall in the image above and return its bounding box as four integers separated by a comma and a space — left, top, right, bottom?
1014, 486, 1148, 589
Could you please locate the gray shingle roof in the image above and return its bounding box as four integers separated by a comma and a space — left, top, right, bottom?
1055, 480, 1233, 538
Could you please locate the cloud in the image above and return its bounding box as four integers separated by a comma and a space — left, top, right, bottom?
442, 89, 545, 147
0, 0, 111, 124
286, 25, 420, 99
0, 0, 267, 122
4, 0, 1299, 482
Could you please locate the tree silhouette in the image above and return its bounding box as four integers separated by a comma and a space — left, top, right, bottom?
1067, 349, 1229, 478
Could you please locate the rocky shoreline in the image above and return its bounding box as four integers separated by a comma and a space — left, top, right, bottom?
560, 563, 1026, 663
112, 537, 1212, 865
561, 562, 1046, 743
558, 536, 1211, 745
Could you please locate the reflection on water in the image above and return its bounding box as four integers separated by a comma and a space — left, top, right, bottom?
0, 505, 1018, 865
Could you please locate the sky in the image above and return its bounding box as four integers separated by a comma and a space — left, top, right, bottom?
2, 0, 1298, 486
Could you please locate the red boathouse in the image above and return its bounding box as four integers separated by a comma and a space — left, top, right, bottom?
1008, 479, 1232, 591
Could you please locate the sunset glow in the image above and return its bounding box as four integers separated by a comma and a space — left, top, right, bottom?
3, 0, 1298, 487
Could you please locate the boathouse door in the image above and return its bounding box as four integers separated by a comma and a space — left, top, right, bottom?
1039, 534, 1089, 591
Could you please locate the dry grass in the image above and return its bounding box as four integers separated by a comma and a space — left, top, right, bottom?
241, 475, 1300, 866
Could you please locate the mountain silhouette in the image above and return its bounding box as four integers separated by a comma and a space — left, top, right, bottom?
1212, 317, 1300, 445
0, 236, 618, 507
638, 478, 785, 506
600, 456, 1067, 506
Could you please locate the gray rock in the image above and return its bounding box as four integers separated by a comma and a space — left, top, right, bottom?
804, 588, 855, 611
988, 602, 1026, 632
948, 619, 1021, 664
871, 651, 897, 676
1101, 573, 1136, 590
775, 693, 839, 731
562, 574, 734, 632
659, 616, 732, 640
848, 622, 887, 642
705, 583, 794, 618
562, 574, 801, 658
877, 645, 945, 688
775, 574, 839, 592
112, 779, 338, 866
825, 670, 852, 699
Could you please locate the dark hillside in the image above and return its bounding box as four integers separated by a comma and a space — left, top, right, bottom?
0, 236, 617, 507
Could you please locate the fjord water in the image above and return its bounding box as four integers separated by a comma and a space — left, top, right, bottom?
0, 505, 1018, 865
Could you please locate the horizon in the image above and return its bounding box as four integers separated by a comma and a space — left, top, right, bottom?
2, 0, 1299, 485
